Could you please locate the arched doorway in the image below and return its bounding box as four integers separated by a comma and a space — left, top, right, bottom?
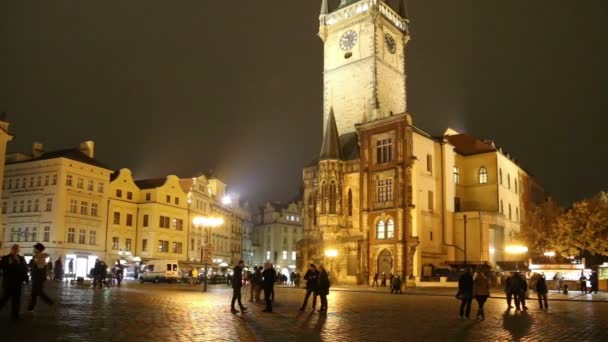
377, 249, 393, 275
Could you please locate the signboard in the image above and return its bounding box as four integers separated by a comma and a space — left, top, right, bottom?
201, 244, 213, 264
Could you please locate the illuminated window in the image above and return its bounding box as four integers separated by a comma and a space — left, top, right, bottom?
266, 251, 271, 261
283, 251, 287, 260
376, 220, 386, 240
479, 167, 488, 184
387, 219, 395, 239
453, 167, 460, 184
292, 251, 296, 260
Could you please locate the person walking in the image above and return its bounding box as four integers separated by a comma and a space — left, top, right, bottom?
504, 273, 514, 309
191, 268, 199, 287
54, 258, 64, 281
261, 262, 276, 313
457, 269, 474, 319
254, 266, 263, 303
511, 272, 528, 311
0, 244, 28, 320
535, 274, 549, 310
372, 273, 379, 287
590, 271, 599, 295
381, 273, 387, 287
231, 260, 247, 313
47, 259, 54, 280
473, 272, 490, 321
317, 265, 330, 313
579, 271, 588, 294
249, 266, 257, 302
28, 243, 55, 311
391, 276, 403, 294
300, 264, 319, 311
553, 272, 561, 293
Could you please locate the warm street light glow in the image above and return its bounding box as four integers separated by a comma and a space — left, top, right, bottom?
221, 195, 232, 205
543, 251, 556, 257
505, 245, 528, 254
193, 216, 224, 227
325, 249, 338, 258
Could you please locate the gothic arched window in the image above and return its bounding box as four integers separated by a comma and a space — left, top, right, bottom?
376, 220, 385, 240
321, 182, 327, 214
347, 189, 353, 217
479, 167, 488, 184
387, 219, 395, 239
329, 181, 337, 214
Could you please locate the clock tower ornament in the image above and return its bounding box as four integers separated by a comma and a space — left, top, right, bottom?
319, 0, 410, 136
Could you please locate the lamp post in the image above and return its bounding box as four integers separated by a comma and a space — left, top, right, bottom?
193, 216, 224, 292
325, 249, 338, 280
505, 245, 528, 271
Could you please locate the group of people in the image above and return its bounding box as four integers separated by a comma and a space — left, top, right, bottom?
372, 272, 403, 294
0, 243, 55, 320
89, 259, 124, 289
299, 264, 330, 313
579, 271, 599, 294
231, 261, 277, 313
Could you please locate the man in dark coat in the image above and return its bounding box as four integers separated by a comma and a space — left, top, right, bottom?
54, 257, 64, 281
535, 274, 549, 310
231, 260, 246, 313
457, 269, 474, 319
0, 244, 28, 319
511, 272, 528, 311
590, 271, 599, 294
299, 264, 319, 311
261, 263, 276, 313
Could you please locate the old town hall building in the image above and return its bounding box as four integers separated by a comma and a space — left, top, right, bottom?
298, 0, 541, 285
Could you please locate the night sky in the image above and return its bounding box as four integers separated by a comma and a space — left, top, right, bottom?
1, 1, 607, 205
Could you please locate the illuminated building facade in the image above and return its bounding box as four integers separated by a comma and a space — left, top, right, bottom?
298, 0, 542, 285
253, 202, 303, 277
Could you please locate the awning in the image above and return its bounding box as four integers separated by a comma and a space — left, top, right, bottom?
495, 261, 529, 272
445, 261, 495, 270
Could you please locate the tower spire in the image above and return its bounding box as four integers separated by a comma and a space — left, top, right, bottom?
320, 0, 329, 15
320, 108, 341, 160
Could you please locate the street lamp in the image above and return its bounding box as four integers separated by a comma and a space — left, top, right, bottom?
505, 245, 528, 271
193, 216, 224, 292
325, 249, 338, 280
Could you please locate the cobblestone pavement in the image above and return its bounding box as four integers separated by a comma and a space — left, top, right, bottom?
1, 281, 608, 342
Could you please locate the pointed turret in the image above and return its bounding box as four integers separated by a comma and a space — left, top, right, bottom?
320, 0, 329, 15
320, 108, 341, 160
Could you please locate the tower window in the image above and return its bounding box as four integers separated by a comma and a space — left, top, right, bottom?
376, 138, 393, 164
453, 167, 460, 185
479, 167, 488, 184
347, 189, 353, 216
387, 219, 395, 239
376, 220, 386, 240
377, 179, 394, 202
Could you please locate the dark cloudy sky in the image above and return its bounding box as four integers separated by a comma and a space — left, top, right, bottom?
1, 1, 607, 205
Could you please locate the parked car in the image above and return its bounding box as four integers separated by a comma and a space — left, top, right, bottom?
139, 260, 180, 283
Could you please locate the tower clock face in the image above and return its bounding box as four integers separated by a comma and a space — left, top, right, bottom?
385, 33, 396, 54
340, 30, 358, 51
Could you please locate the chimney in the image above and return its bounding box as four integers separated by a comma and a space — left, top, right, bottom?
32, 142, 44, 158
79, 141, 95, 158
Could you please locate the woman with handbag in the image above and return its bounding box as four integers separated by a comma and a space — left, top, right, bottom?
457, 268, 474, 319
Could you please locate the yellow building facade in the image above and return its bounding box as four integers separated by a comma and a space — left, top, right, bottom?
299, 1, 542, 285
0, 117, 13, 250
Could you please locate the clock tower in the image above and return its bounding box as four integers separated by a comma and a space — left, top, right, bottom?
319, 0, 410, 136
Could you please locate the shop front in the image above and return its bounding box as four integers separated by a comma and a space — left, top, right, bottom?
64, 254, 100, 280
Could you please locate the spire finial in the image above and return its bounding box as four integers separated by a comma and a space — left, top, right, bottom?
320, 0, 329, 15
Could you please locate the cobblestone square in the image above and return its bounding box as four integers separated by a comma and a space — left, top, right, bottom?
1, 282, 607, 342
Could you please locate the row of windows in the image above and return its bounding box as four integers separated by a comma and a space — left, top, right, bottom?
7, 226, 51, 242
265, 250, 297, 261
3, 198, 53, 214
157, 240, 183, 254
69, 200, 99, 216
67, 228, 97, 245
111, 237, 132, 251
285, 215, 300, 222
499, 200, 520, 222
66, 175, 104, 193
4, 174, 57, 190
499, 169, 519, 193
